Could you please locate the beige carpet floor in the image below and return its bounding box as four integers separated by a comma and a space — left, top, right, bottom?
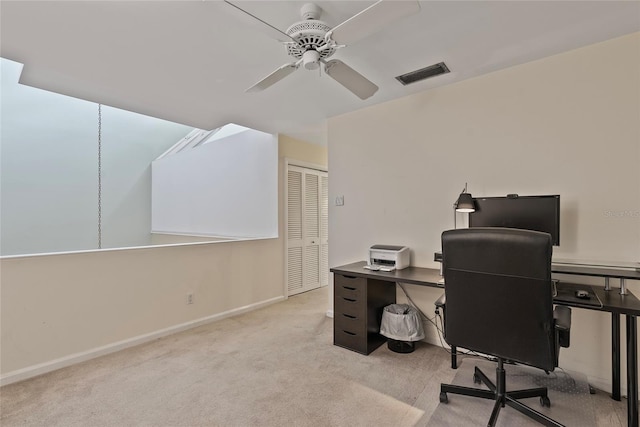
0, 287, 630, 426
428, 359, 595, 426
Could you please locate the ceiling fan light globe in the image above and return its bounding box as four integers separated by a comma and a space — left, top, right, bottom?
302, 50, 320, 70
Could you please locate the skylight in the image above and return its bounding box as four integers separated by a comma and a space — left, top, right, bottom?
156, 123, 251, 160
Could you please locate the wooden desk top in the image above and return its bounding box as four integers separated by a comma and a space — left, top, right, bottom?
330, 261, 443, 288
331, 261, 640, 316
555, 281, 640, 316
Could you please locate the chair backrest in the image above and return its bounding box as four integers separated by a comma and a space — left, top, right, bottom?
442, 227, 556, 371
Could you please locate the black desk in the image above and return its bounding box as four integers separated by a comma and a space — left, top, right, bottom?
331, 261, 640, 427
552, 263, 640, 295
552, 262, 640, 421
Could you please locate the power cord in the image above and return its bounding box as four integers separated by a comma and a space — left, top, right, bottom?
396, 281, 496, 363
396, 281, 578, 386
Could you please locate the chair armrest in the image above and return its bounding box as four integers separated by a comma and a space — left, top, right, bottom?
554, 306, 571, 348
554, 306, 571, 331
434, 292, 447, 338
435, 293, 446, 308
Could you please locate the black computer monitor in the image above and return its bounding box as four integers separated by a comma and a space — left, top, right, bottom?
468, 195, 560, 246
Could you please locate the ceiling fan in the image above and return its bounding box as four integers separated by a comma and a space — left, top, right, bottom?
223, 1, 421, 100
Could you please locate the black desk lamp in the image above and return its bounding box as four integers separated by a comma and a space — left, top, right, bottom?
453, 183, 475, 228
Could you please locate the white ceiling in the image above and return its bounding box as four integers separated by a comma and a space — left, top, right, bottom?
1, 1, 639, 145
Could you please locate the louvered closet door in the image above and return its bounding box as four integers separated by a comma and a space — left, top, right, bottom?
287, 169, 304, 295
304, 173, 320, 291
286, 166, 328, 296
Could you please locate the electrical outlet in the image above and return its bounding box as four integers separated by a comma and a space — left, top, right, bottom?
187, 293, 194, 304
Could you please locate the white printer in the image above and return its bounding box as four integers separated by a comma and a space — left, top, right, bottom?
364, 245, 410, 272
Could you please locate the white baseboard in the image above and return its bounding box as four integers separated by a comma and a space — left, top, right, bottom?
0, 296, 285, 387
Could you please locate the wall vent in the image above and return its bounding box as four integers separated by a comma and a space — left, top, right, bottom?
395, 62, 450, 85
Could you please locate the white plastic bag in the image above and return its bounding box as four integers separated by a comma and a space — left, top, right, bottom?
379, 304, 425, 342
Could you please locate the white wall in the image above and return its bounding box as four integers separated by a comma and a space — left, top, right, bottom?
0, 58, 193, 255
151, 129, 278, 238
328, 33, 640, 393
0, 135, 327, 383
0, 239, 284, 380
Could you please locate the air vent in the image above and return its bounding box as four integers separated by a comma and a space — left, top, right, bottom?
395, 62, 450, 85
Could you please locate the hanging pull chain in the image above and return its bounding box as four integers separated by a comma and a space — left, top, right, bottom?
98, 104, 102, 249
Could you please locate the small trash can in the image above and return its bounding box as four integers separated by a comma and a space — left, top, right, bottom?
379, 304, 425, 353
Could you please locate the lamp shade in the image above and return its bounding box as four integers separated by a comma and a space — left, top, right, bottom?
455, 193, 475, 213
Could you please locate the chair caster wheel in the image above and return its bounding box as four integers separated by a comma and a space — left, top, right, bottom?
473, 373, 481, 384
540, 396, 551, 407
440, 392, 448, 403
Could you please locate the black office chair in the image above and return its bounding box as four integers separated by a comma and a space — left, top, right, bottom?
438, 228, 571, 427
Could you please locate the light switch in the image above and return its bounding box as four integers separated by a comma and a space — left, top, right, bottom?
335, 196, 344, 206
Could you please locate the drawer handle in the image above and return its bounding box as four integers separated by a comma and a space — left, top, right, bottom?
343, 297, 356, 302
343, 314, 356, 319
342, 275, 357, 279
343, 330, 356, 336
342, 286, 356, 291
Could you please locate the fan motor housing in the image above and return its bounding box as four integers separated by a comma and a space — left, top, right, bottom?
286, 20, 336, 59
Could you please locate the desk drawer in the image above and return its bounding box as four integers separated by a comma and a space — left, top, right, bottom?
334, 311, 366, 335
334, 327, 367, 354
334, 294, 366, 318
335, 282, 364, 301
334, 275, 366, 293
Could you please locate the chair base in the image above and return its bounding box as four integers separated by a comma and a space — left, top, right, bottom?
439, 360, 565, 427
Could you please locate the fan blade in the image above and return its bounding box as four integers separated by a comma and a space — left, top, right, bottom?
223, 1, 295, 43
324, 60, 378, 100
246, 62, 299, 93
330, 0, 421, 46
